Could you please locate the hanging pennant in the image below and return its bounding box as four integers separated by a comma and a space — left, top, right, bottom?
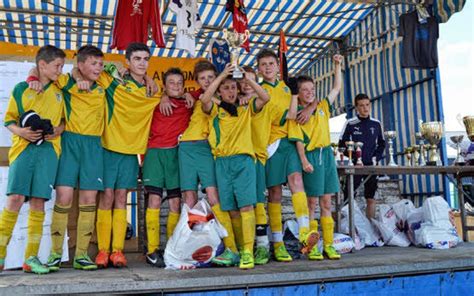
209, 38, 231, 74
225, 0, 250, 52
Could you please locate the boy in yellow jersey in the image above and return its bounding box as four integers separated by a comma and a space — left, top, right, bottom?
290, 54, 343, 260
160, 61, 239, 265
256, 49, 318, 262
83, 43, 160, 268
201, 64, 269, 269
0, 45, 66, 274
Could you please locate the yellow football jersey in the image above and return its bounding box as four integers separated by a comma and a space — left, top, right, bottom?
260, 80, 292, 144
208, 100, 257, 158
289, 98, 332, 151
4, 82, 64, 163
56, 74, 105, 136
97, 73, 160, 154
180, 99, 209, 141
251, 100, 278, 164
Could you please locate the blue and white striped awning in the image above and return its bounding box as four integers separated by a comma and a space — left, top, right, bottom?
0, 0, 374, 74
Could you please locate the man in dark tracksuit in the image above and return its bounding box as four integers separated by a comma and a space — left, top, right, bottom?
339, 93, 386, 219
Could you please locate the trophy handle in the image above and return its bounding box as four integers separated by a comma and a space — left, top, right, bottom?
456, 114, 464, 128
242, 30, 250, 44
222, 28, 228, 40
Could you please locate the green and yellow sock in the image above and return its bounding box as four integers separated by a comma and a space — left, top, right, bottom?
166, 211, 180, 239
291, 191, 310, 236
112, 209, 127, 253
231, 215, 243, 250
241, 210, 256, 253
96, 209, 112, 253
146, 208, 160, 253
75, 204, 96, 256
50, 204, 71, 254
310, 219, 319, 233
268, 202, 283, 248
0, 209, 19, 258
25, 210, 45, 259
212, 204, 237, 253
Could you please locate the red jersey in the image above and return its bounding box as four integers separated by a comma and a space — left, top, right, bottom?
148, 97, 192, 148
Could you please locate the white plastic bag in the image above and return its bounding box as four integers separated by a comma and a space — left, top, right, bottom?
415, 196, 460, 249
406, 207, 423, 245
340, 217, 364, 250
332, 233, 355, 254
164, 200, 227, 269
341, 202, 384, 247
392, 199, 416, 223
372, 205, 410, 247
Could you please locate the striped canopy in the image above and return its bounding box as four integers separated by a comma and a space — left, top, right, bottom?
0, 0, 374, 74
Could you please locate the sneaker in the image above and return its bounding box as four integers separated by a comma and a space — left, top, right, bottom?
211, 248, 240, 267
46, 252, 62, 272
73, 254, 98, 270
110, 251, 127, 267
146, 249, 165, 268
324, 245, 341, 260
0, 258, 4, 271
23, 256, 49, 274
300, 230, 320, 254
239, 250, 254, 269
308, 246, 324, 260
274, 245, 293, 262
95, 250, 109, 268
254, 246, 270, 265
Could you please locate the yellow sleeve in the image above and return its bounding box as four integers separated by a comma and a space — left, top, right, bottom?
288, 120, 304, 143
322, 97, 332, 115
209, 102, 218, 117
4, 82, 27, 126
96, 71, 114, 89
54, 73, 71, 89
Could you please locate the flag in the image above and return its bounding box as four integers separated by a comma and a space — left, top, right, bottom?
209, 38, 231, 74
225, 0, 250, 52
278, 30, 288, 84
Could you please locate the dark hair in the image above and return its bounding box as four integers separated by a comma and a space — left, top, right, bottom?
354, 93, 370, 106
76, 45, 104, 63
296, 75, 314, 91
242, 65, 257, 81
163, 67, 184, 85
218, 77, 239, 92
125, 42, 150, 60
194, 60, 217, 79
256, 49, 278, 65
35, 45, 66, 65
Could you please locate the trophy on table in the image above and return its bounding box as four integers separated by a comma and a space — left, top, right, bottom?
338, 147, 346, 165
462, 116, 474, 142
415, 132, 427, 166
355, 142, 364, 166
420, 120, 444, 166
384, 131, 398, 166
412, 145, 420, 166
346, 141, 355, 166
450, 135, 465, 165
223, 29, 250, 79
405, 147, 413, 166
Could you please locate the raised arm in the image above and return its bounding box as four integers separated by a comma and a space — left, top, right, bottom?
327, 54, 343, 105
201, 64, 235, 113
242, 70, 269, 111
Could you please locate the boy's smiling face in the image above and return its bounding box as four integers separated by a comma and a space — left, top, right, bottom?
258, 56, 279, 82
164, 74, 185, 98
39, 57, 65, 82
196, 70, 216, 91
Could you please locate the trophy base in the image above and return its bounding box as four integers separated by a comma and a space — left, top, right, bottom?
454, 161, 466, 166
232, 70, 244, 79
426, 161, 437, 166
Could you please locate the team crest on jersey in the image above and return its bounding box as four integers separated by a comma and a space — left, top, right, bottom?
55, 92, 63, 102
126, 86, 133, 93
283, 86, 290, 93
219, 112, 227, 118
319, 109, 325, 116
27, 94, 34, 100
97, 87, 104, 94
370, 127, 375, 135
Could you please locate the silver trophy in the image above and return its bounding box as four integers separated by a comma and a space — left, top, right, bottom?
331, 143, 339, 165
346, 141, 355, 166
223, 29, 250, 79
405, 147, 413, 166
420, 120, 444, 166
384, 131, 397, 166
355, 142, 364, 166
415, 132, 427, 166
412, 145, 420, 166
450, 135, 465, 165
338, 147, 346, 165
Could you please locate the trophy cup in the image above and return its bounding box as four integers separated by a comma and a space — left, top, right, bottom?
355, 142, 364, 166
405, 147, 413, 166
450, 135, 465, 165
463, 116, 474, 142
420, 121, 444, 166
415, 132, 427, 166
412, 145, 420, 166
384, 131, 398, 166
346, 141, 355, 166
223, 29, 250, 79
338, 147, 346, 165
